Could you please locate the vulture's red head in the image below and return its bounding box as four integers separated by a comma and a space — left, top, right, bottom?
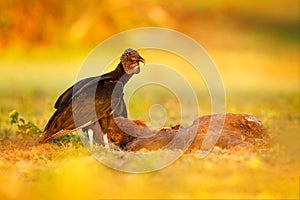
121, 48, 145, 74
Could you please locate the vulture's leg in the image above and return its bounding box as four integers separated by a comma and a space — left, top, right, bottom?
88, 129, 94, 147
103, 134, 109, 150
99, 116, 112, 150
83, 122, 103, 146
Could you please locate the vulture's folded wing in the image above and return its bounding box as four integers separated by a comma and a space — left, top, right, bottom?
41, 79, 125, 143
54, 76, 96, 110
54, 73, 115, 110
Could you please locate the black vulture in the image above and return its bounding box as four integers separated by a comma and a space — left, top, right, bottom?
39, 48, 145, 143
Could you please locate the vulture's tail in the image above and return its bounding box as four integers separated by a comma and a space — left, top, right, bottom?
39, 129, 72, 143
39, 121, 94, 143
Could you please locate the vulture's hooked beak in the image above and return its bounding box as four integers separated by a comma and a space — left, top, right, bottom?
138, 55, 146, 65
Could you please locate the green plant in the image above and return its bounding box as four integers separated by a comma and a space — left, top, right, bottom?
9, 110, 41, 138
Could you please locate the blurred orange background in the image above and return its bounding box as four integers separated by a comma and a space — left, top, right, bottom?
0, 0, 298, 92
